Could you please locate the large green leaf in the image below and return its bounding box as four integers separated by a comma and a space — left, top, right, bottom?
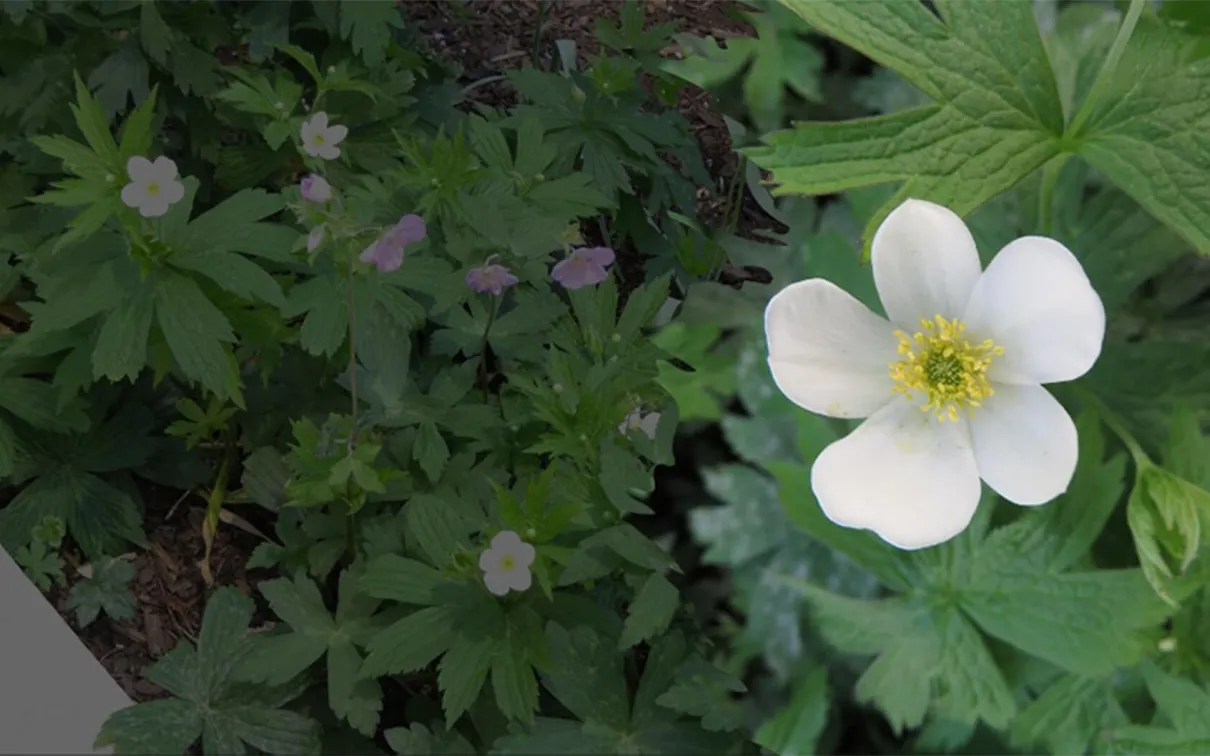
1071, 16, 1210, 256
747, 0, 1064, 255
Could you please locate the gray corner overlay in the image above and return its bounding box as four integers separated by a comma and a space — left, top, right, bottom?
0, 545, 130, 754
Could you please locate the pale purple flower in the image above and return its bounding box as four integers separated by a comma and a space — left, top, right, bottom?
466, 263, 519, 295
551, 246, 615, 289
300, 174, 332, 203
359, 214, 427, 273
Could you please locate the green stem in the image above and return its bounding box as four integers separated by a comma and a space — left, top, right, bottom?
1067, 0, 1145, 137
346, 251, 359, 451
1073, 384, 1151, 467
532, 1, 549, 69
1036, 154, 1069, 237
479, 296, 500, 400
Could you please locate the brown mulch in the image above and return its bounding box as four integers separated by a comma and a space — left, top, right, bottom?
53, 486, 261, 702
402, 0, 780, 237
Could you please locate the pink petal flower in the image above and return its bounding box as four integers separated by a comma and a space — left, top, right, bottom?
579, 246, 616, 267
392, 214, 427, 246
359, 213, 427, 273
300, 174, 332, 203
466, 263, 520, 295
551, 247, 614, 289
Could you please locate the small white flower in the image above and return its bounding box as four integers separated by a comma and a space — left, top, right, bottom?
619, 408, 660, 439
120, 156, 185, 218
765, 198, 1106, 550
300, 111, 348, 160
479, 530, 536, 596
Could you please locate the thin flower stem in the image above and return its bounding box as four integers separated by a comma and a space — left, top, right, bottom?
479, 295, 500, 400
532, 0, 549, 69
1073, 384, 1151, 467
1067, 0, 1145, 138
346, 251, 359, 451
1037, 154, 1070, 237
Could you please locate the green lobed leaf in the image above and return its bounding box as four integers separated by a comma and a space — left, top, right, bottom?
94, 699, 203, 756
1071, 16, 1210, 256
618, 573, 678, 650
753, 666, 829, 756
154, 273, 238, 400
66, 557, 136, 627
748, 0, 1064, 255
359, 554, 445, 606
541, 622, 629, 729
360, 605, 457, 678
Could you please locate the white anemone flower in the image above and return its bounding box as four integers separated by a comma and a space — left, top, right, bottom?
479, 530, 536, 596
300, 112, 348, 160
120, 156, 185, 218
765, 198, 1105, 550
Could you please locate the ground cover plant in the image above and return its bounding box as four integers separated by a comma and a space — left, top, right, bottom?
3, 0, 1210, 754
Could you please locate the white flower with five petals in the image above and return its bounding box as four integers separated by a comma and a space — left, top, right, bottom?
120, 156, 185, 218
765, 199, 1106, 550
479, 530, 536, 596
299, 112, 348, 160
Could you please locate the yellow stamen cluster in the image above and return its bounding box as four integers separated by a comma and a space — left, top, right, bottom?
888, 314, 1003, 423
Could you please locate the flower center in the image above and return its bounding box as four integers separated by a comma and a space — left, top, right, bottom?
314, 133, 325, 144
146, 181, 160, 196
888, 314, 1003, 422
499, 554, 515, 571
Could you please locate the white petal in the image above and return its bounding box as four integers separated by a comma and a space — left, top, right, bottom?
125, 156, 154, 183
962, 236, 1105, 385
302, 141, 321, 157
484, 571, 511, 596
120, 182, 147, 209
317, 143, 341, 160
150, 156, 179, 182
491, 530, 523, 551
970, 383, 1078, 506
139, 198, 172, 218
160, 178, 185, 205
308, 111, 329, 131
638, 412, 661, 439
765, 278, 899, 419
505, 568, 533, 592
810, 399, 982, 550
326, 124, 348, 146
478, 547, 498, 571
510, 540, 536, 568
872, 199, 982, 326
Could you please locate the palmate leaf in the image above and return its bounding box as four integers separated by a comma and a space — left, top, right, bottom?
67, 556, 136, 627
1069, 15, 1210, 257
747, 0, 1064, 257
96, 588, 322, 756
771, 409, 1163, 736
239, 569, 383, 735
0, 467, 144, 560
1098, 664, 1210, 754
